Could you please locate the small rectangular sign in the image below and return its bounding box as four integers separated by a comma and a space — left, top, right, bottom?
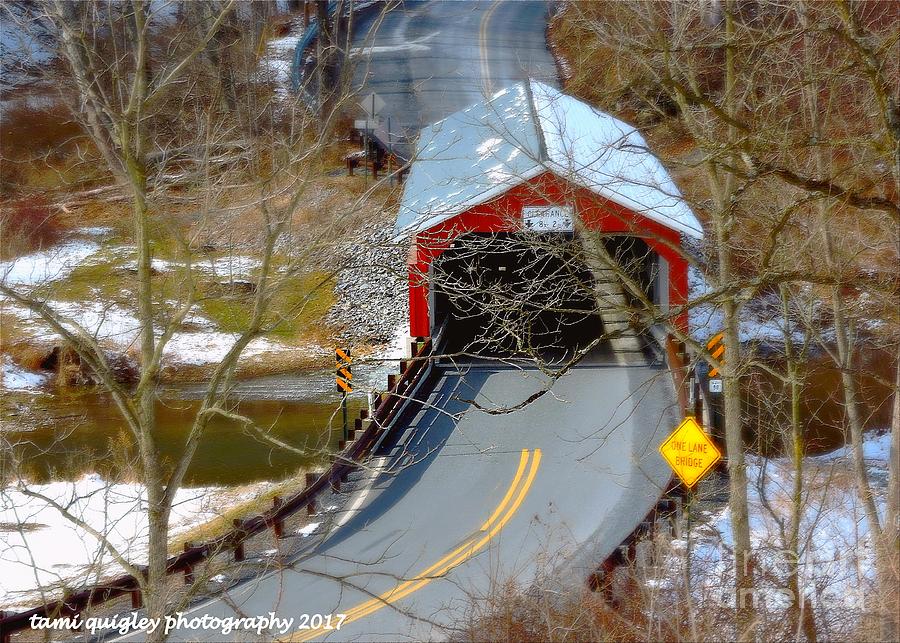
522, 205, 574, 232
709, 378, 723, 393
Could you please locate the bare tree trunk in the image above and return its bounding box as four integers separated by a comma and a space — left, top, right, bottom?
780, 286, 818, 642
316, 0, 334, 120
719, 4, 754, 638
889, 357, 900, 544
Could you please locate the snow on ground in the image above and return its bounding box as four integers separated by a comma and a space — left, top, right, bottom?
192, 255, 261, 279
0, 476, 287, 609
812, 431, 892, 463
371, 322, 410, 361
118, 254, 260, 279
162, 332, 286, 365
1, 355, 49, 391
258, 19, 306, 97
672, 431, 892, 636
79, 226, 114, 237
4, 299, 289, 367
0, 476, 222, 609
0, 240, 100, 287
297, 522, 320, 537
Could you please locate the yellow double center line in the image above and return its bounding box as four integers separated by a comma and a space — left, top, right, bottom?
285, 448, 542, 642
479, 0, 502, 93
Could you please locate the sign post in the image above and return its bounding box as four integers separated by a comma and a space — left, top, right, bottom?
358, 92, 385, 185
336, 348, 353, 441
659, 416, 720, 593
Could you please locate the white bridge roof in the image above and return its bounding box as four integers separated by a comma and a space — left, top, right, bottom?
395, 80, 702, 240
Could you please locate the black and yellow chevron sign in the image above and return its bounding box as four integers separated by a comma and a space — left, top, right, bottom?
336, 348, 353, 393
707, 332, 725, 378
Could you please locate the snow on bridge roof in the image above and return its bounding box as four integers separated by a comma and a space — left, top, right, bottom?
394, 80, 702, 240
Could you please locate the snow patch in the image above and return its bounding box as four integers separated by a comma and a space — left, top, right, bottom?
687, 265, 804, 344
297, 522, 320, 537
258, 19, 306, 96
5, 300, 286, 366
0, 241, 100, 287
162, 333, 285, 366
372, 323, 410, 361
0, 476, 223, 609
813, 431, 892, 463
1, 356, 49, 391
672, 440, 892, 635
78, 226, 114, 237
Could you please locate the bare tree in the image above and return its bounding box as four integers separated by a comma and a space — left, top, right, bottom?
1, 1, 391, 637
547, 0, 898, 639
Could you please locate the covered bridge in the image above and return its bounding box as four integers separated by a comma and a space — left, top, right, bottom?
394, 80, 702, 357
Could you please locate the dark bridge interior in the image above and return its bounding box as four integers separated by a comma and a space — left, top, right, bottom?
431, 233, 603, 360
601, 235, 656, 309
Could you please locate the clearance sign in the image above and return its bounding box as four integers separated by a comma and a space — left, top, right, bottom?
659, 417, 722, 487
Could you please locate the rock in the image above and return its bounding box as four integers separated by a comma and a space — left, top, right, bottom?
42, 343, 139, 387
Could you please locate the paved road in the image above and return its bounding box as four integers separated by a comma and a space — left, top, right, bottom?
116, 362, 675, 642
350, 0, 559, 158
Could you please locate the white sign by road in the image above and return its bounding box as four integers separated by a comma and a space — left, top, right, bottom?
522, 205, 574, 232
359, 92, 385, 118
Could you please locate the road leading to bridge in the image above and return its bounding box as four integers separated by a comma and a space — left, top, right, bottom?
116, 361, 675, 642
350, 0, 559, 158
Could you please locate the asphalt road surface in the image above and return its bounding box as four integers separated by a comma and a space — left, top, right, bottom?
350, 0, 559, 158
115, 362, 676, 642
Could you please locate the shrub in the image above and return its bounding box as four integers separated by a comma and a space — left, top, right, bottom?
0, 196, 62, 258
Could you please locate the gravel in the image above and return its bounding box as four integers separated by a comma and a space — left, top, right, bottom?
325, 224, 409, 345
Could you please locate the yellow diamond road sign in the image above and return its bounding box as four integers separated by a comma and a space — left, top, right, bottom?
659, 417, 722, 487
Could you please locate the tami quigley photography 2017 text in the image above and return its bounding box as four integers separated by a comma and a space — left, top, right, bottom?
28, 611, 347, 637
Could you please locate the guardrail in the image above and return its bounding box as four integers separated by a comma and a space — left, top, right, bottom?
290, 1, 334, 94
0, 337, 433, 643
585, 330, 696, 598
290, 1, 387, 94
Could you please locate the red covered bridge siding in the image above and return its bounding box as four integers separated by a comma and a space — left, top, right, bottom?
394, 80, 703, 342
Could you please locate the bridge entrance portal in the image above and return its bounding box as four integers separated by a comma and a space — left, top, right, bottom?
431, 233, 603, 359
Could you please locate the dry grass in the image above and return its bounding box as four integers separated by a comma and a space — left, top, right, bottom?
458, 529, 897, 643
0, 312, 52, 369
456, 556, 732, 642
167, 470, 313, 554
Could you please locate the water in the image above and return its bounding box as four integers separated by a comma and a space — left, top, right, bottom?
746, 348, 895, 456
3, 363, 395, 487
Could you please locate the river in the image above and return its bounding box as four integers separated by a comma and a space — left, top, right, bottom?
2, 363, 395, 487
